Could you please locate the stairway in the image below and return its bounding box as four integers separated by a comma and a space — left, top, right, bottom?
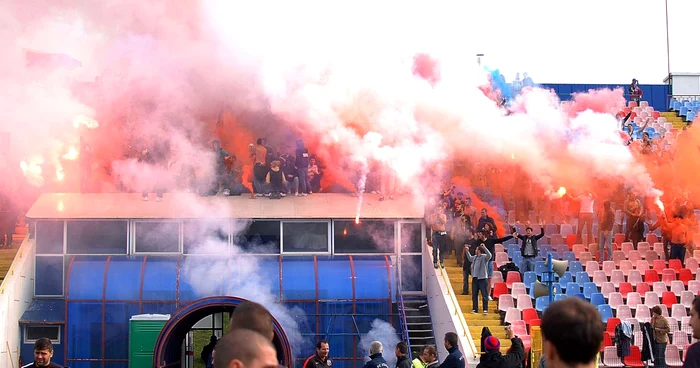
660, 112, 687, 129
443, 256, 511, 354
403, 298, 436, 358
0, 226, 26, 283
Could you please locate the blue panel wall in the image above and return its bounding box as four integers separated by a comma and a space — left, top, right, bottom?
539, 83, 670, 112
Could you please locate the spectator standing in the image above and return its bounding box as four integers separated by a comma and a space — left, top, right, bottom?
464, 243, 492, 314
515, 221, 545, 274
363, 341, 389, 368
624, 192, 644, 246
430, 201, 449, 269
628, 79, 642, 105
650, 305, 670, 368
213, 329, 279, 368
570, 190, 596, 244
304, 340, 332, 368
23, 338, 63, 367
412, 345, 438, 368
477, 209, 497, 234
253, 138, 268, 197
295, 140, 311, 196
308, 158, 321, 193
395, 342, 412, 368
438, 332, 464, 368
598, 200, 615, 262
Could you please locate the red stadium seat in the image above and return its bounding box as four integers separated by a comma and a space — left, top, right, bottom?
645, 269, 660, 283
679, 268, 693, 286
662, 291, 677, 309
623, 346, 644, 367
492, 282, 509, 300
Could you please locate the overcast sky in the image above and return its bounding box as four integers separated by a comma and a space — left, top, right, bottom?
467, 0, 699, 84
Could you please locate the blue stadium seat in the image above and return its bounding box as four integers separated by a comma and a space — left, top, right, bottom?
687, 111, 696, 122
680, 106, 688, 116
576, 272, 591, 285
535, 261, 547, 275
566, 283, 581, 296
597, 304, 613, 323
583, 282, 597, 299
590, 292, 606, 306
558, 272, 573, 289
569, 261, 583, 275
512, 252, 523, 267
562, 251, 577, 263
535, 296, 550, 312
539, 245, 552, 258
554, 294, 567, 301
523, 271, 537, 289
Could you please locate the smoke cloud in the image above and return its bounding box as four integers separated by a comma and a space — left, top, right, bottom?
359, 319, 401, 368
179, 213, 306, 356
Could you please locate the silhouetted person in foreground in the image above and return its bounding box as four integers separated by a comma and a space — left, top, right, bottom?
214, 329, 279, 368
541, 298, 604, 368
201, 335, 217, 368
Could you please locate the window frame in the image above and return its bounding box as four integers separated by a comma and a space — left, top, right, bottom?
35, 220, 66, 255
24, 324, 61, 344
331, 219, 398, 255
233, 220, 282, 256
33, 255, 65, 297
131, 219, 183, 255
65, 219, 129, 255
280, 220, 331, 255
181, 218, 234, 255
397, 220, 425, 295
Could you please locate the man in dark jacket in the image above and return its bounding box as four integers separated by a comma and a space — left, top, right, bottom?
200, 335, 217, 368
303, 340, 332, 368
476, 328, 525, 368
438, 332, 464, 368
515, 221, 545, 274
364, 341, 389, 368
395, 342, 412, 368
24, 338, 64, 367
477, 209, 497, 233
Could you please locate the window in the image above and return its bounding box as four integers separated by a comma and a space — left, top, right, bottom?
135, 222, 180, 253
282, 222, 329, 253
35, 256, 64, 296
400, 223, 422, 253
67, 221, 127, 254
235, 221, 280, 254
36, 221, 64, 254
333, 220, 395, 253
183, 220, 230, 254
400, 255, 423, 292
24, 325, 60, 343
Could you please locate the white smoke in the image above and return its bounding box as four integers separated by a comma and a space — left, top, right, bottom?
178, 214, 306, 358
359, 319, 401, 368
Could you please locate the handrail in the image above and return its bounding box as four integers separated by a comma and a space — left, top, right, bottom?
397, 292, 413, 360
437, 264, 481, 358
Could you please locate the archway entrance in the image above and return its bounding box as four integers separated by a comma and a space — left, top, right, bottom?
152, 296, 293, 368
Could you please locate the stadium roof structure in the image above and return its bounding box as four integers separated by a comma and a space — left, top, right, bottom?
25, 193, 424, 220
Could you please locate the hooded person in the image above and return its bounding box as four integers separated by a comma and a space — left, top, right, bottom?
476, 331, 525, 368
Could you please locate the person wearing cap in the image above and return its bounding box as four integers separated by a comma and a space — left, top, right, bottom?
476, 327, 524, 368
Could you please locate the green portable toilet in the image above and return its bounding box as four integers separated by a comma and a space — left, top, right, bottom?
129, 314, 170, 368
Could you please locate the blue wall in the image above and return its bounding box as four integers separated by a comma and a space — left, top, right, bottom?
23, 255, 403, 368
539, 83, 670, 112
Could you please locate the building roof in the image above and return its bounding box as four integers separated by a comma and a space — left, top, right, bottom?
25, 193, 424, 220
19, 299, 65, 324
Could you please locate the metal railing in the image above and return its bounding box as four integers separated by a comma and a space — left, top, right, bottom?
437, 265, 481, 358
670, 95, 700, 102
397, 292, 413, 360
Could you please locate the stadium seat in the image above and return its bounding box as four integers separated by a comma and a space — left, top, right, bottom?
506, 271, 521, 288
612, 251, 626, 266
511, 283, 527, 298
646, 250, 659, 262
669, 259, 683, 273
600, 282, 615, 298
610, 270, 625, 288
619, 260, 634, 276
583, 282, 597, 299
635, 305, 651, 322
686, 258, 699, 274
653, 260, 666, 272
671, 304, 687, 320
628, 270, 643, 287
672, 330, 690, 350
579, 252, 594, 264
662, 291, 677, 309
569, 261, 583, 275
603, 346, 624, 367
681, 291, 695, 308
504, 308, 521, 324
689, 280, 700, 295
627, 292, 642, 309
602, 261, 615, 277
566, 283, 581, 296
592, 270, 607, 287
670, 280, 685, 296
646, 233, 659, 244
522, 308, 538, 326
585, 261, 599, 272
628, 250, 642, 264
619, 282, 633, 299
665, 345, 683, 367
635, 260, 650, 272
498, 294, 514, 312
653, 281, 668, 294
644, 292, 660, 307
662, 268, 677, 286
590, 293, 605, 307
516, 294, 533, 311
679, 268, 693, 286
558, 272, 573, 289
522, 271, 537, 289
624, 346, 644, 367
645, 269, 660, 283
576, 272, 591, 285
636, 282, 651, 296
621, 242, 634, 253
597, 304, 613, 323
616, 305, 632, 320
608, 292, 624, 310
535, 296, 550, 312
492, 282, 509, 299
